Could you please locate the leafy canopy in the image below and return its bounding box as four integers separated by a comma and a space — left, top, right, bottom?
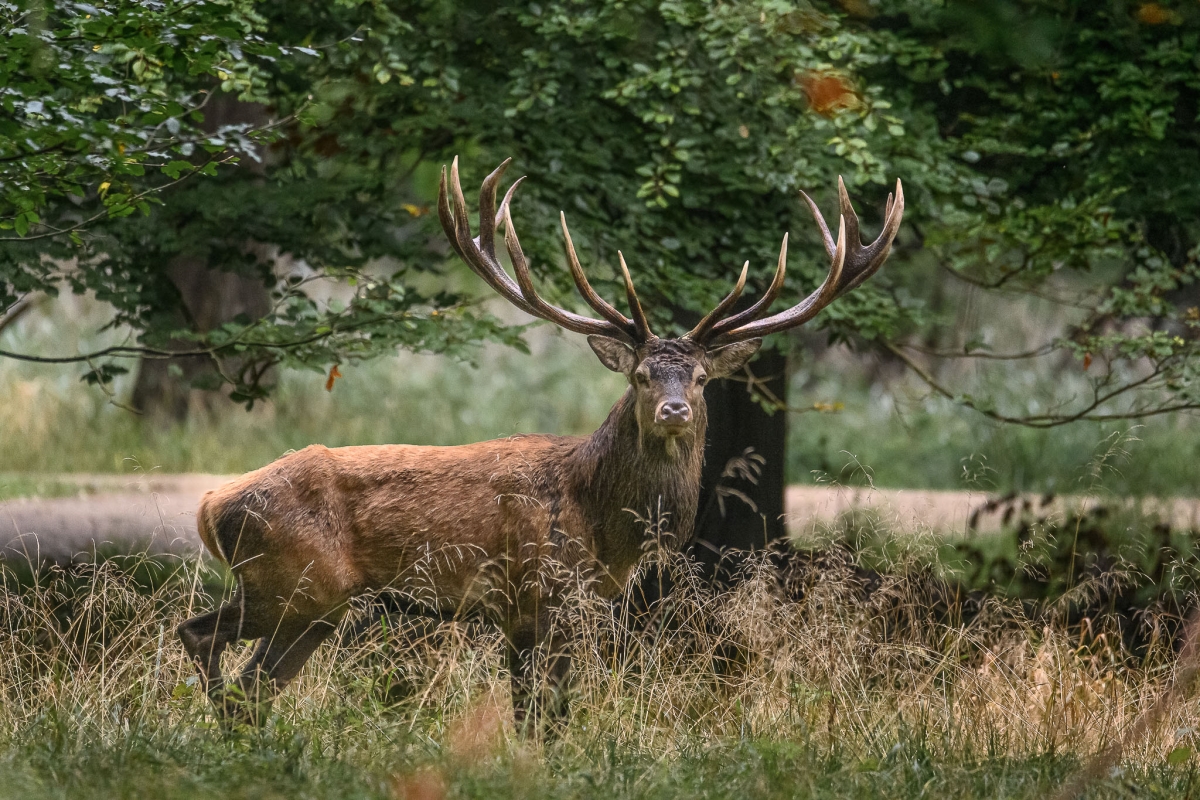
2, 0, 1198, 423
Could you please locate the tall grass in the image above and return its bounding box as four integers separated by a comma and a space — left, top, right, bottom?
1, 532, 1198, 799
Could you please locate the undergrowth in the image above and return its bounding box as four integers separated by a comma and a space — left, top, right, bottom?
2, 534, 1200, 800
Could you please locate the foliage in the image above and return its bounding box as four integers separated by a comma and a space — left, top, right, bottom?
871, 0, 1200, 423
0, 0, 276, 241
811, 494, 1200, 655
0, 0, 525, 403
0, 0, 936, 403
303, 0, 915, 333
2, 0, 1199, 424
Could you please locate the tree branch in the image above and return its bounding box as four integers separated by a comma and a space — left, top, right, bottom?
899, 341, 1060, 361
0, 154, 234, 242
885, 342, 1199, 427
0, 294, 37, 336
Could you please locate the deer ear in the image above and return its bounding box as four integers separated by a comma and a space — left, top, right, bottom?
588, 335, 637, 375
707, 339, 762, 379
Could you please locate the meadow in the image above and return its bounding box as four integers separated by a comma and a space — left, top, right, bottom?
3, 517, 1200, 799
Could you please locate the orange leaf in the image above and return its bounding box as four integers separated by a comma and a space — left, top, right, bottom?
1083, 353, 1092, 371
797, 72, 858, 117
1136, 3, 1174, 24
325, 364, 342, 392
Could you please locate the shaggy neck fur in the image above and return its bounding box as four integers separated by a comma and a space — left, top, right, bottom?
566, 388, 706, 573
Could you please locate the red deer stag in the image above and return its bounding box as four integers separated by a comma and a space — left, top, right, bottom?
177, 157, 904, 724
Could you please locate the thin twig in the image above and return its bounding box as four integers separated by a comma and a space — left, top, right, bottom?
0, 294, 37, 336
0, 154, 234, 242
886, 342, 1200, 427
899, 340, 1059, 361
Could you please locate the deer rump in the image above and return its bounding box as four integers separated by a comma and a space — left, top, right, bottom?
195, 438, 627, 627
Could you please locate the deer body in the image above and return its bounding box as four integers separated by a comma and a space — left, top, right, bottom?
177, 156, 904, 725
196, 387, 703, 620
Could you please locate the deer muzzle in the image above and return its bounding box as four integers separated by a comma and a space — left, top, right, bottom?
655, 400, 692, 432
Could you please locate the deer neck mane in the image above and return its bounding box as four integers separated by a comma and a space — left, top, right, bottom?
567, 388, 705, 570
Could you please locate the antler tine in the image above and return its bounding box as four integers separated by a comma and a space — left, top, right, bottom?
617, 252, 654, 341
836, 176, 861, 263
503, 204, 575, 328
799, 190, 837, 262
499, 187, 639, 341
560, 212, 636, 332
496, 179, 520, 233
685, 260, 749, 342
837, 177, 904, 295
448, 156, 471, 244
475, 158, 512, 260
713, 177, 904, 343
716, 216, 848, 342
438, 160, 538, 316
705, 234, 790, 340
437, 162, 466, 261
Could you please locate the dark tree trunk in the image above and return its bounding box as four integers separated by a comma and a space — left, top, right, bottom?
132, 256, 272, 420
132, 96, 272, 421
691, 346, 788, 563
631, 347, 789, 608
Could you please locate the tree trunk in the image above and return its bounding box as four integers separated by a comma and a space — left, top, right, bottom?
132, 95, 272, 421
131, 256, 272, 420
692, 346, 788, 563
632, 347, 789, 607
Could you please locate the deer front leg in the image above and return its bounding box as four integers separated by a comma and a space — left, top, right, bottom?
223, 616, 339, 724
506, 613, 573, 732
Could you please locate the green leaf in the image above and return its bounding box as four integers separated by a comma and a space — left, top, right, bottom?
162, 160, 194, 179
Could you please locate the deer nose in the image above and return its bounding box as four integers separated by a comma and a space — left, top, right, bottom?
656, 401, 691, 425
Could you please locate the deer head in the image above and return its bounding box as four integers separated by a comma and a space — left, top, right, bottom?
437, 158, 904, 446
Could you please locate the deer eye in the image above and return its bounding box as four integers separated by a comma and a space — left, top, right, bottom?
634, 371, 650, 385
696, 374, 708, 387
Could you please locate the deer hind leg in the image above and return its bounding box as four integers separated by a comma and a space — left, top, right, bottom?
225, 614, 341, 723
177, 589, 246, 696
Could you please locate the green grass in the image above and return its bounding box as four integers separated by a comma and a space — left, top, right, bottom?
789, 393, 1200, 497
0, 473, 95, 501
1, 733, 1187, 800
787, 349, 1200, 497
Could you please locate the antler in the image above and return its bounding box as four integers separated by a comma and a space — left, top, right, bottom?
437, 157, 652, 344
687, 176, 904, 344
